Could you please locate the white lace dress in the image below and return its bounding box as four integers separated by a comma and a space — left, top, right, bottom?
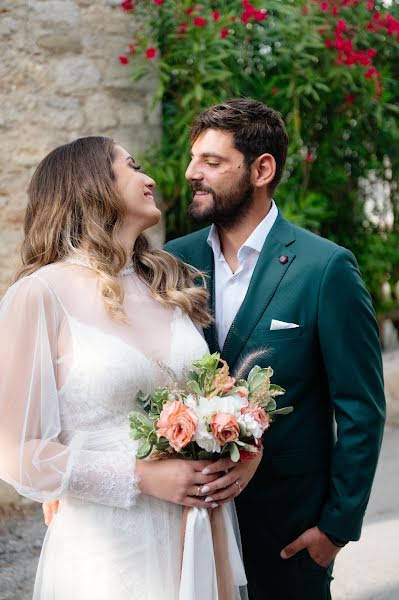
0, 258, 211, 600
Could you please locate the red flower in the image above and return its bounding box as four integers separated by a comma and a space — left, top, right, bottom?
177, 22, 188, 34
120, 0, 133, 11
118, 55, 129, 65
366, 0, 374, 10
212, 11, 220, 21
254, 9, 267, 21
145, 47, 157, 59
321, 2, 329, 11
345, 94, 355, 104
364, 66, 377, 79
305, 153, 314, 163
153, 0, 163, 4
367, 48, 377, 58
336, 19, 348, 33
128, 43, 136, 53
193, 16, 207, 27
331, 6, 339, 16
271, 86, 279, 95
220, 27, 229, 38
184, 8, 194, 14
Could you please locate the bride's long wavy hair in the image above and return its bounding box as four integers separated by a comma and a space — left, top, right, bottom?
16, 136, 212, 326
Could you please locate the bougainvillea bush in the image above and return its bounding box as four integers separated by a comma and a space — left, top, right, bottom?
119, 0, 399, 315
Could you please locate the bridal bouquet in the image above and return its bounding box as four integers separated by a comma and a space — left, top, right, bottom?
129, 352, 293, 461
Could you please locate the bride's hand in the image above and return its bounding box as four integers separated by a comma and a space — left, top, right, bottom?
193, 450, 263, 505
136, 459, 223, 508
42, 500, 59, 526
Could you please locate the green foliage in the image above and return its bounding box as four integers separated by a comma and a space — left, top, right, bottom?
122, 0, 399, 314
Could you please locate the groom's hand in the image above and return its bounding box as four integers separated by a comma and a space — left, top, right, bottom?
280, 526, 342, 568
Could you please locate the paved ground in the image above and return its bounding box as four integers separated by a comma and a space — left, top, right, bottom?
0, 425, 397, 599
332, 425, 399, 600
0, 505, 45, 600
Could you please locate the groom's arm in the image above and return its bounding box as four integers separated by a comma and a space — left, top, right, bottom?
317, 248, 386, 541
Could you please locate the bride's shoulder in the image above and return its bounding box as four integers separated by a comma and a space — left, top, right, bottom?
2, 263, 66, 308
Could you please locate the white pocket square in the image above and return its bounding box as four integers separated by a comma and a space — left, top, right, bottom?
270, 319, 299, 331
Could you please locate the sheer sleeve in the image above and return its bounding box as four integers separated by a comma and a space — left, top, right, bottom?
0, 276, 140, 508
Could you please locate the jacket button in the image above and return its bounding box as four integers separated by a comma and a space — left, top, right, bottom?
279, 255, 289, 264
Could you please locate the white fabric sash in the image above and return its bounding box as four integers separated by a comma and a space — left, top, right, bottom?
179, 505, 247, 600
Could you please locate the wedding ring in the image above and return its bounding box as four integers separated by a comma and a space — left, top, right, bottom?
196, 486, 201, 497
234, 480, 242, 493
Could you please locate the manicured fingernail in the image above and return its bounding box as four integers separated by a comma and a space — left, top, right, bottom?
202, 467, 210, 475
211, 503, 218, 509
205, 497, 214, 503
201, 485, 210, 494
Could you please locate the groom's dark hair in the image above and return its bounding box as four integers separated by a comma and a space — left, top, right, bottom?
190, 98, 288, 195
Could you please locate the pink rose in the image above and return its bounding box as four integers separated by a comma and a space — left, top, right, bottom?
249, 407, 270, 433
157, 400, 197, 452
210, 413, 239, 445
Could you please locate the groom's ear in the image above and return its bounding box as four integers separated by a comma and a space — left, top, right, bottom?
251, 153, 276, 189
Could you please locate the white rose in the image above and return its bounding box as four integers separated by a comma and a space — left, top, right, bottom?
238, 413, 263, 439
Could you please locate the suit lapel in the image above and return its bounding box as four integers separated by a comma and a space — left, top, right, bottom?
222, 213, 296, 368
189, 236, 220, 354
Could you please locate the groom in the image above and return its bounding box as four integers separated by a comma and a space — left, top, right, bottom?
164, 98, 386, 599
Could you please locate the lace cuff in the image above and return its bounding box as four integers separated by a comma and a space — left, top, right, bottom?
67, 449, 140, 509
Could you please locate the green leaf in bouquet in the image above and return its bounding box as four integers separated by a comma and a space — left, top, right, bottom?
192, 352, 220, 371
235, 379, 248, 389
129, 428, 146, 441
187, 370, 200, 383
187, 379, 202, 395
269, 406, 294, 416
197, 450, 215, 460
265, 398, 277, 412
228, 442, 240, 463
135, 412, 153, 428
135, 390, 152, 410
155, 436, 170, 450
136, 440, 153, 459
269, 384, 286, 397
247, 365, 262, 382
249, 372, 267, 393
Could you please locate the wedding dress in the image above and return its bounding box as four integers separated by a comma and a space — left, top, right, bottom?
0, 257, 246, 600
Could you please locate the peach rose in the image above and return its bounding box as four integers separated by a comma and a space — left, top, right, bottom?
249, 406, 270, 433
157, 400, 197, 452
236, 386, 249, 398
210, 413, 240, 445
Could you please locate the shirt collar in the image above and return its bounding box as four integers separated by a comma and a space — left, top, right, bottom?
207, 200, 278, 265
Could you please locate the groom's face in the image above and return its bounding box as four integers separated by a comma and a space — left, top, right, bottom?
185, 129, 254, 228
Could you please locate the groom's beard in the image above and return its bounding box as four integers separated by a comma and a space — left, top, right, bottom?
187, 170, 254, 230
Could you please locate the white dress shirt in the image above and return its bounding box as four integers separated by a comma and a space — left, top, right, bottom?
207, 201, 278, 349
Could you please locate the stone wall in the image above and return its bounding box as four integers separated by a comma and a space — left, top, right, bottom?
0, 0, 162, 297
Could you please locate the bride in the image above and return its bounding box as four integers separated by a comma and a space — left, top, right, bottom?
0, 137, 260, 599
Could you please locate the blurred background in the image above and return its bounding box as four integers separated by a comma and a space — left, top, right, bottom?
0, 1, 398, 598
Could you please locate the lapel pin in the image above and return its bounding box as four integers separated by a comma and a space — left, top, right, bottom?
279, 255, 289, 264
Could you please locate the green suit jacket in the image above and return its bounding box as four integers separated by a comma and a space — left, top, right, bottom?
165, 211, 385, 546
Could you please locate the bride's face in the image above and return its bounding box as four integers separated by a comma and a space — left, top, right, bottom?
112, 145, 160, 231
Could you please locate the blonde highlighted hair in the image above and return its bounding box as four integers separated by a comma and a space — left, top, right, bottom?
16, 136, 212, 327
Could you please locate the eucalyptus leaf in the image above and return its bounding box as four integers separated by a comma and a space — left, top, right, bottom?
228, 443, 240, 463
269, 406, 294, 416
136, 440, 153, 459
